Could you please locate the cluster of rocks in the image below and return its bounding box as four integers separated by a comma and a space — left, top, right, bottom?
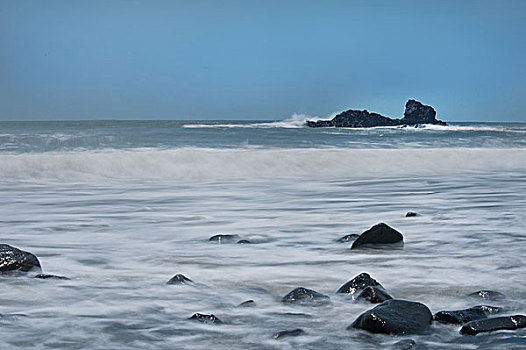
306, 99, 446, 128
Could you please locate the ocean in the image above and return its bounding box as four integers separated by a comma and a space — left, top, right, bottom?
1, 118, 525, 349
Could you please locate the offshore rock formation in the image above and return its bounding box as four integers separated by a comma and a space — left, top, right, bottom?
306, 99, 446, 128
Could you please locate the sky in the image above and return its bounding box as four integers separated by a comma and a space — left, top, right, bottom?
0, 0, 525, 121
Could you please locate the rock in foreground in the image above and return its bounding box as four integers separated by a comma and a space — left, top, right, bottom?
460, 315, 526, 335
282, 287, 330, 305
0, 244, 41, 275
337, 272, 383, 294
306, 99, 446, 128
351, 223, 404, 250
349, 299, 432, 335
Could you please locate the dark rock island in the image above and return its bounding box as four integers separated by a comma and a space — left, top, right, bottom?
306, 99, 446, 128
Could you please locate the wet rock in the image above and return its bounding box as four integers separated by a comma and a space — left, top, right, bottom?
468, 290, 505, 300
405, 212, 418, 217
350, 223, 404, 250
337, 272, 383, 294
273, 328, 304, 339
393, 338, 417, 350
209, 234, 241, 243
460, 315, 526, 335
349, 299, 433, 335
337, 234, 360, 243
167, 274, 194, 285
434, 307, 487, 324
401, 100, 444, 125
34, 274, 70, 280
236, 239, 251, 244
0, 244, 42, 274
282, 287, 330, 305
474, 305, 502, 315
357, 286, 393, 303
189, 313, 222, 324
238, 300, 256, 307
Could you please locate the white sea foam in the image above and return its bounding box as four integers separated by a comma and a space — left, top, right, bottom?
1, 147, 525, 182
182, 113, 335, 129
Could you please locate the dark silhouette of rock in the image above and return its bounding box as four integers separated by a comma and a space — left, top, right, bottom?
357, 286, 393, 303
393, 339, 417, 350
337, 272, 383, 294
209, 234, 241, 243
0, 244, 41, 275
34, 274, 70, 280
434, 307, 487, 324
337, 234, 360, 243
238, 300, 256, 307
306, 100, 446, 128
468, 290, 505, 300
460, 315, 526, 335
350, 223, 404, 250
236, 239, 251, 244
189, 313, 222, 324
349, 299, 433, 335
167, 274, 194, 285
405, 212, 418, 217
273, 328, 304, 339
282, 287, 330, 305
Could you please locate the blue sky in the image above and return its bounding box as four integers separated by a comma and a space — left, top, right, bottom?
1, 0, 525, 121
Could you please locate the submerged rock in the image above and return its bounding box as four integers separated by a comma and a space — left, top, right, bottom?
282, 287, 330, 305
460, 315, 526, 335
392, 338, 417, 350
468, 290, 505, 300
34, 274, 70, 280
0, 244, 41, 275
273, 328, 304, 339
357, 286, 393, 303
167, 274, 194, 285
236, 239, 251, 244
209, 234, 241, 243
350, 223, 404, 250
434, 307, 487, 324
349, 299, 433, 335
189, 313, 222, 324
306, 99, 446, 128
337, 234, 360, 243
238, 300, 256, 307
474, 305, 503, 315
337, 272, 383, 295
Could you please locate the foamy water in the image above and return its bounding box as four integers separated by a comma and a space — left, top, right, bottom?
1, 120, 525, 349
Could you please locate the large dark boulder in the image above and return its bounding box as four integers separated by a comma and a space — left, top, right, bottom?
0, 244, 41, 274
306, 99, 446, 128
350, 223, 404, 250
349, 299, 433, 335
281, 287, 330, 305
357, 286, 393, 303
337, 272, 383, 294
460, 315, 526, 335
434, 307, 487, 324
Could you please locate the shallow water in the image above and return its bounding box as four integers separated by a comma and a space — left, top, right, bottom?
1, 121, 525, 349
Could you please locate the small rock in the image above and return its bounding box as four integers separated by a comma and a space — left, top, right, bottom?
282, 287, 330, 305
337, 234, 360, 243
209, 234, 241, 243
460, 315, 526, 335
238, 300, 256, 307
393, 338, 417, 350
236, 240, 251, 244
273, 328, 304, 339
189, 313, 222, 324
357, 286, 393, 303
473, 305, 502, 315
34, 274, 70, 280
434, 307, 487, 324
350, 223, 404, 250
405, 212, 418, 217
0, 244, 42, 274
468, 290, 505, 300
336, 272, 383, 294
166, 274, 194, 285
349, 299, 433, 335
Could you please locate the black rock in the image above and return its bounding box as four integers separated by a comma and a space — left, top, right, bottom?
473, 305, 502, 315
349, 299, 433, 335
238, 300, 256, 307
281, 287, 330, 305
460, 315, 526, 335
337, 234, 360, 243
434, 307, 487, 324
337, 272, 383, 294
209, 234, 241, 243
34, 274, 70, 280
236, 239, 251, 244
357, 286, 393, 303
0, 244, 42, 274
393, 338, 417, 350
405, 212, 418, 217
273, 328, 305, 339
468, 290, 505, 300
189, 313, 222, 324
350, 223, 404, 250
167, 274, 194, 285
306, 99, 446, 128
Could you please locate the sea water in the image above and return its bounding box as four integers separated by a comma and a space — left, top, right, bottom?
0, 119, 525, 349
